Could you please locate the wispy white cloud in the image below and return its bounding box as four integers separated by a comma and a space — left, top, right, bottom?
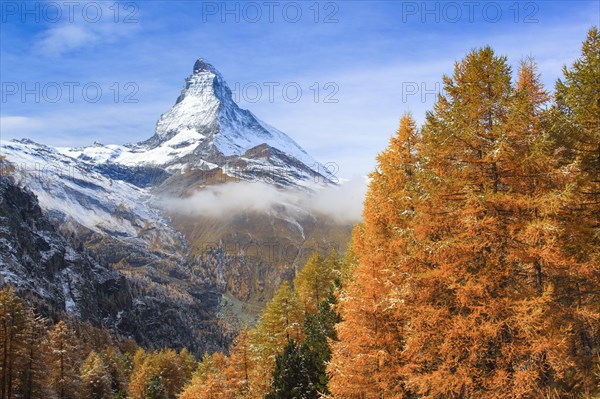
159, 177, 368, 224
37, 25, 96, 56
1, 116, 45, 134
34, 1, 140, 57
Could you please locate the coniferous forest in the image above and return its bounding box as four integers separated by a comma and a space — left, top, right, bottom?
1, 25, 598, 399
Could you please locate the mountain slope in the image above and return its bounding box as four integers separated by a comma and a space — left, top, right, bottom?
0, 168, 127, 321
0, 58, 352, 346
0, 166, 229, 354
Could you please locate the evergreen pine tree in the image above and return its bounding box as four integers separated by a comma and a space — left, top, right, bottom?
250, 281, 304, 398
265, 340, 320, 399
302, 291, 338, 395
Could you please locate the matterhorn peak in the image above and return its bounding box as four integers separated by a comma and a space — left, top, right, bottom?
53, 58, 327, 184
138, 58, 320, 173
192, 58, 218, 75
174, 58, 231, 106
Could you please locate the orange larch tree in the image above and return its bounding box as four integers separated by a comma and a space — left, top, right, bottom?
224, 328, 253, 399
551, 26, 600, 392
328, 114, 420, 399
330, 35, 599, 399
401, 44, 598, 397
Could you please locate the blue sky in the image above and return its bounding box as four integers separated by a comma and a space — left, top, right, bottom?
1, 0, 598, 178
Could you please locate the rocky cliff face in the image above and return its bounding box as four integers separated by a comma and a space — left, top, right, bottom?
0, 169, 127, 322
0, 167, 229, 355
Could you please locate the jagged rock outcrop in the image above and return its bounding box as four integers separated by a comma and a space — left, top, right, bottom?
0, 169, 230, 355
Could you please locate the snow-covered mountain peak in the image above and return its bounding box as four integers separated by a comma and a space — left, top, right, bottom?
150, 60, 223, 143
47, 59, 333, 185
140, 59, 320, 172
193, 58, 218, 74
172, 58, 233, 110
